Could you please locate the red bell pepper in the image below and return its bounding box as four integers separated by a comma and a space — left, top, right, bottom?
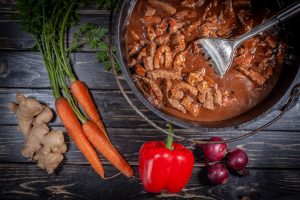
138, 124, 194, 193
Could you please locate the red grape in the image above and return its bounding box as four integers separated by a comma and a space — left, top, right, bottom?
227, 148, 248, 171
207, 163, 229, 184
202, 137, 227, 161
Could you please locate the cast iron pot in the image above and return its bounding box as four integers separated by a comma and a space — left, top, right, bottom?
116, 0, 300, 131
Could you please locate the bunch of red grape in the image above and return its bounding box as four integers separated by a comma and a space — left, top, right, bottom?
201, 137, 249, 184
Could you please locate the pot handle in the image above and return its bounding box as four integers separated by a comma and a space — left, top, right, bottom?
280, 83, 300, 111
279, 82, 300, 111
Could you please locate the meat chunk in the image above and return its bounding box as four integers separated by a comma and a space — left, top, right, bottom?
128, 58, 137, 67
200, 15, 218, 37
141, 16, 162, 25
233, 0, 251, 7
197, 81, 211, 94
170, 89, 184, 100
154, 34, 170, 46
237, 67, 267, 86
181, 96, 200, 117
217, 0, 238, 37
187, 41, 201, 55
169, 18, 186, 34
146, 25, 157, 41
184, 20, 201, 37
238, 10, 253, 32
147, 69, 182, 80
134, 64, 146, 77
173, 81, 198, 96
170, 32, 186, 53
134, 75, 163, 102
181, 0, 205, 8
153, 45, 172, 69
129, 30, 140, 41
148, 0, 177, 16
128, 41, 144, 56
198, 93, 206, 104
187, 69, 205, 86
173, 52, 186, 70
145, 5, 156, 16
265, 36, 277, 49
174, 9, 198, 20
168, 98, 187, 113
213, 88, 223, 106
203, 91, 214, 110
137, 48, 147, 62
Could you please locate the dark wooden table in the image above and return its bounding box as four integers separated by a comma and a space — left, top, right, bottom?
1, 2, 300, 200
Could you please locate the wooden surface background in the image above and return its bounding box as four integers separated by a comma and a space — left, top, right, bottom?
0, 1, 300, 200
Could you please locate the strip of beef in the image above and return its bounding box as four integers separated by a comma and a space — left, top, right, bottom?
134, 76, 161, 107
145, 5, 156, 16
181, 96, 200, 117
128, 41, 144, 56
170, 32, 186, 53
173, 81, 198, 96
170, 89, 184, 100
153, 45, 172, 69
181, 0, 205, 8
174, 9, 198, 20
147, 69, 182, 80
141, 16, 162, 25
148, 0, 177, 16
129, 30, 141, 41
173, 52, 186, 70
187, 69, 205, 86
133, 75, 163, 102
203, 91, 214, 110
144, 42, 157, 71
134, 64, 146, 77
146, 25, 157, 41
168, 98, 187, 113
154, 34, 170, 46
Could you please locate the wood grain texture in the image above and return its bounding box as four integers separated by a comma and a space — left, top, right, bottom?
0, 52, 127, 89
1, 125, 300, 168
0, 164, 300, 200
0, 15, 117, 51
0, 88, 299, 131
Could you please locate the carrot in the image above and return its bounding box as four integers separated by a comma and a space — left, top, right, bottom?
82, 120, 134, 178
55, 97, 105, 178
70, 80, 110, 141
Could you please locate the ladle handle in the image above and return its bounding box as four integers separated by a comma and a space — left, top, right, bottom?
235, 1, 300, 47
277, 1, 300, 22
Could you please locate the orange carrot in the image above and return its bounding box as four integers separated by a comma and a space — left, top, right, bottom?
71, 80, 110, 141
55, 97, 105, 178
82, 120, 134, 178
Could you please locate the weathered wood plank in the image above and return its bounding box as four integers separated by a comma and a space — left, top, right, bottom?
0, 14, 117, 51
0, 164, 300, 200
1, 126, 300, 168
0, 88, 299, 131
0, 52, 128, 90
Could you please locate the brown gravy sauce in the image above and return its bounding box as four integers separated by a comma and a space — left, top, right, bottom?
125, 0, 286, 122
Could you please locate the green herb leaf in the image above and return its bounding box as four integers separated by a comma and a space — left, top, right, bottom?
71, 23, 121, 73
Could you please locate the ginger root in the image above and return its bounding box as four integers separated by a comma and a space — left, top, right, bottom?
8, 93, 67, 174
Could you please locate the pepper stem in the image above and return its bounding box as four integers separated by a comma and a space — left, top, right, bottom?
166, 123, 174, 150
